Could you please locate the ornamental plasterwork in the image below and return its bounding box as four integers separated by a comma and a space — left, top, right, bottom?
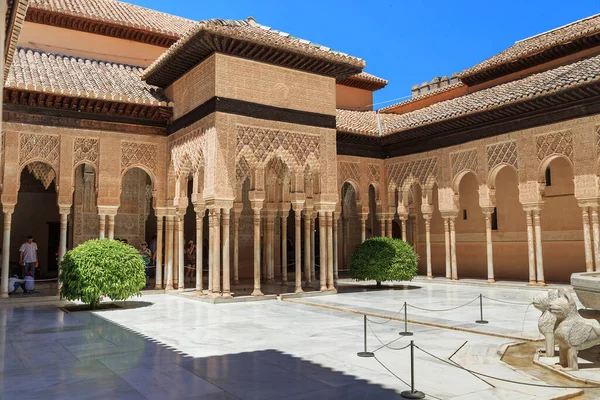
487, 140, 518, 171
450, 148, 479, 178
236, 125, 320, 170
387, 157, 438, 189
367, 164, 381, 184
27, 162, 56, 190
121, 141, 157, 175
170, 128, 206, 175
236, 156, 251, 184
73, 137, 99, 168
596, 126, 600, 159
338, 161, 361, 187
536, 130, 573, 162
19, 133, 59, 168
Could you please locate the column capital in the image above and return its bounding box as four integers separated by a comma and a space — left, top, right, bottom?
522, 203, 543, 213
97, 205, 118, 216
578, 199, 600, 209
232, 201, 243, 219
249, 190, 265, 211
358, 211, 369, 221
481, 206, 495, 216
279, 202, 291, 217
441, 211, 458, 220
58, 205, 72, 215
205, 198, 234, 211
422, 212, 433, 221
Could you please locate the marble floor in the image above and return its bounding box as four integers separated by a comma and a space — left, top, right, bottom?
0, 282, 585, 399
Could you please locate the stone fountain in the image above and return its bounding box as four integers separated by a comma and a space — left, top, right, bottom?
571, 272, 600, 310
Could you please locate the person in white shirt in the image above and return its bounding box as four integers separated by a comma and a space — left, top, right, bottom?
8, 275, 20, 294
19, 235, 38, 279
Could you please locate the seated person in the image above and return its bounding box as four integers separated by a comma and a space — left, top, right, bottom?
8, 274, 21, 294
24, 271, 35, 293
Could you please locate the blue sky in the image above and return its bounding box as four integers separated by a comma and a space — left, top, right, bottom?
130, 0, 599, 108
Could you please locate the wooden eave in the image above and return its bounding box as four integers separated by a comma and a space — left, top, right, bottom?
145, 31, 363, 88
461, 32, 600, 86
337, 77, 387, 91
25, 8, 179, 47
3, 87, 173, 122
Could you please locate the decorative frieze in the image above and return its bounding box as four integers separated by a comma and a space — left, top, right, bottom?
367, 164, 381, 184
450, 148, 478, 178
487, 141, 518, 171
19, 132, 59, 168
387, 157, 438, 189
536, 130, 573, 162
121, 141, 157, 175
170, 128, 206, 174
73, 138, 99, 168
338, 161, 361, 187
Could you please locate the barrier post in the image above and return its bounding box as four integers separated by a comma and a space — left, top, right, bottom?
399, 302, 413, 336
401, 340, 425, 399
475, 294, 488, 324
357, 315, 374, 358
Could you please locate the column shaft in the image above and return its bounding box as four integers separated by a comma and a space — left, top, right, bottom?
222, 210, 231, 298
212, 209, 221, 296
107, 214, 115, 240
525, 210, 536, 284
424, 217, 432, 279
252, 209, 264, 296
386, 217, 393, 238
485, 212, 495, 283
98, 214, 106, 239
450, 219, 458, 280
326, 212, 335, 290
533, 209, 545, 285
311, 217, 316, 281
58, 212, 69, 293
196, 211, 204, 292
173, 214, 179, 289
281, 214, 288, 284
443, 218, 451, 279
592, 208, 600, 272
0, 212, 12, 298
304, 213, 311, 285
319, 211, 327, 291
401, 218, 408, 242
333, 216, 339, 280
208, 210, 214, 292
295, 213, 303, 293
582, 207, 594, 273
177, 215, 185, 291
379, 218, 385, 237
360, 217, 367, 243
156, 216, 164, 290
165, 216, 174, 290
233, 214, 239, 285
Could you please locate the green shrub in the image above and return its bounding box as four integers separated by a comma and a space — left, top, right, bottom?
350, 237, 418, 285
59, 239, 146, 307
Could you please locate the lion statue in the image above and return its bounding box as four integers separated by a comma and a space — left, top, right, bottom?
533, 288, 567, 357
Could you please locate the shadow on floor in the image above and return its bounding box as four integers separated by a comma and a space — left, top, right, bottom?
336, 283, 422, 294
0, 303, 405, 399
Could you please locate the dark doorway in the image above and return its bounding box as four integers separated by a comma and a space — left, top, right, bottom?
47, 222, 61, 275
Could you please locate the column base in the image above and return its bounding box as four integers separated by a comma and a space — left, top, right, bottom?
166, 284, 174, 291
527, 281, 537, 286
295, 287, 304, 294
327, 286, 336, 292
1, 293, 8, 299
251, 289, 264, 296
319, 285, 327, 292
194, 289, 204, 296
222, 292, 233, 299
487, 279, 496, 284
210, 292, 221, 299
268, 279, 275, 284
281, 280, 288, 286
154, 285, 163, 290
538, 281, 547, 286
452, 278, 458, 281
427, 275, 433, 280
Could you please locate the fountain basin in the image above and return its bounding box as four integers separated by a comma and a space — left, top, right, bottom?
571, 272, 600, 310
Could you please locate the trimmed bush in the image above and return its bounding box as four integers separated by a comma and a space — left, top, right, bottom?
350, 237, 418, 285
59, 239, 146, 307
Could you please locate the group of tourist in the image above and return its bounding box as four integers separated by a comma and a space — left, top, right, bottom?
8, 235, 37, 294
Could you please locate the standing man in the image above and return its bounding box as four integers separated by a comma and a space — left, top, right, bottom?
19, 235, 38, 279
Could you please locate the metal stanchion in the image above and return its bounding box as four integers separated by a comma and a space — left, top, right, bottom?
400, 340, 425, 399
399, 302, 413, 336
475, 294, 488, 324
357, 315, 374, 358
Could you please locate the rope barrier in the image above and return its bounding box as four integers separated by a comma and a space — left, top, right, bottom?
367, 320, 410, 351
481, 295, 532, 306
366, 303, 405, 325
407, 296, 479, 312
414, 345, 600, 389
372, 355, 442, 400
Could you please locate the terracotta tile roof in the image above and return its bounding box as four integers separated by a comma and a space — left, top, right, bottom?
379, 81, 465, 112
336, 109, 379, 136
338, 72, 388, 91
5, 0, 29, 78
459, 14, 600, 82
143, 17, 365, 87
383, 53, 600, 134
28, 0, 196, 39
6, 47, 171, 106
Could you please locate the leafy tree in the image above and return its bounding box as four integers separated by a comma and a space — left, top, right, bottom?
350, 237, 418, 286
59, 239, 146, 307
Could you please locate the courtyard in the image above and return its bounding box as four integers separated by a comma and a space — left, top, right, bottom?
0, 282, 596, 399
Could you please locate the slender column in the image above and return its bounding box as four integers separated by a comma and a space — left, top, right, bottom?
98, 214, 106, 239
58, 210, 69, 292
194, 207, 205, 293
251, 206, 264, 296
360, 215, 367, 243
107, 214, 115, 240
484, 210, 495, 283
232, 205, 241, 285
1, 211, 13, 299
265, 213, 274, 282
319, 211, 327, 291
533, 208, 545, 285
450, 218, 458, 280
592, 207, 600, 272
326, 212, 335, 290
443, 217, 451, 279
424, 214, 432, 279
269, 214, 275, 282
165, 215, 174, 290
581, 206, 594, 273
311, 216, 316, 280
400, 217, 408, 242
294, 210, 304, 293
386, 216, 393, 238
304, 212, 311, 285
173, 214, 179, 289
222, 208, 232, 298
178, 215, 185, 291
155, 215, 164, 290
342, 216, 348, 269
525, 209, 536, 284
379, 216, 385, 237
212, 208, 221, 297
281, 210, 288, 284
262, 217, 267, 281
333, 213, 340, 280
208, 209, 214, 292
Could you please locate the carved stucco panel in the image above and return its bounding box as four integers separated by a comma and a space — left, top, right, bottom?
536, 130, 573, 162
73, 137, 99, 168
387, 157, 438, 189
121, 141, 157, 175
170, 128, 206, 175
450, 148, 479, 179
19, 132, 60, 168
338, 161, 361, 187
487, 140, 518, 171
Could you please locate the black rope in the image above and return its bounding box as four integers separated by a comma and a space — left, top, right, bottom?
415, 345, 600, 389
407, 296, 479, 312
366, 303, 406, 325
482, 295, 532, 306
372, 355, 443, 400
367, 320, 410, 352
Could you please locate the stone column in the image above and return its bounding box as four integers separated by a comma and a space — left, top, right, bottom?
533, 207, 545, 285
208, 209, 214, 292
379, 215, 385, 237
265, 212, 274, 283
319, 210, 327, 291
400, 216, 408, 242
592, 207, 600, 272
155, 215, 164, 290
251, 197, 264, 296
581, 206, 594, 273
442, 217, 451, 279
0, 209, 13, 299
386, 215, 393, 238
342, 216, 347, 270
98, 214, 106, 239
58, 208, 70, 292
326, 211, 335, 291
165, 215, 175, 290
194, 206, 205, 293
311, 216, 316, 281
222, 207, 232, 298
232, 203, 242, 285
525, 209, 536, 285
304, 211, 311, 286
360, 213, 368, 243
177, 214, 185, 292
173, 214, 179, 289
281, 207, 289, 285
483, 209, 495, 283
333, 212, 340, 280
450, 217, 458, 280
424, 214, 432, 279
293, 207, 304, 293
107, 214, 115, 240
212, 208, 221, 297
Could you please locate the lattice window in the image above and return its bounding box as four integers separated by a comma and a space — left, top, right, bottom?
121, 141, 157, 174
450, 149, 478, 177
387, 157, 438, 188
487, 141, 517, 170
536, 131, 573, 161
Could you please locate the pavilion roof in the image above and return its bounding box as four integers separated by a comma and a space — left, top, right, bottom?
337, 72, 388, 91
142, 17, 365, 87
459, 14, 600, 85
5, 0, 29, 78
